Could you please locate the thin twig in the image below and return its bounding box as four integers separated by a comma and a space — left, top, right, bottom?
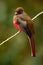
0, 31, 20, 45
32, 11, 43, 20
0, 11, 43, 45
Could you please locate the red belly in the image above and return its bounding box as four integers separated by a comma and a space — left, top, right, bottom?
13, 22, 24, 32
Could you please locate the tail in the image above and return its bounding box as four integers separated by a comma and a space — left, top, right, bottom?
28, 34, 36, 57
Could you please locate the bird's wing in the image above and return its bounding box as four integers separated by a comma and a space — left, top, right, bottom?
27, 19, 34, 33
23, 12, 34, 33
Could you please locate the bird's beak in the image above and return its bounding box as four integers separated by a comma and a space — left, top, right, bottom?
15, 12, 18, 15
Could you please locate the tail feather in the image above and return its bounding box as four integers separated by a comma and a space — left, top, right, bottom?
29, 35, 36, 57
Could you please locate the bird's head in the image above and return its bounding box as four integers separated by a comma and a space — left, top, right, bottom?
13, 7, 25, 24
13, 7, 30, 22
14, 7, 24, 15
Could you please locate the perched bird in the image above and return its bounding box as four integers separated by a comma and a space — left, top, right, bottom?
13, 7, 36, 57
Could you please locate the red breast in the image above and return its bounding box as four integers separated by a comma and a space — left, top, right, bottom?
13, 21, 24, 32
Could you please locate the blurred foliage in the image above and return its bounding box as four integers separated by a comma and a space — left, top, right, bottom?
0, 0, 43, 65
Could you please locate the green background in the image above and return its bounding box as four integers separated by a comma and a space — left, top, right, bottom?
0, 0, 43, 65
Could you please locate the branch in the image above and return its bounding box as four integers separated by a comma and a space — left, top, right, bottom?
32, 11, 43, 20
0, 31, 20, 45
0, 11, 43, 45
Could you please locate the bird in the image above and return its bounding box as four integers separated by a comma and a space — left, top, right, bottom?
13, 7, 36, 57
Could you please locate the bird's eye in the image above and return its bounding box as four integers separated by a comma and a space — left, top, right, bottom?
17, 10, 23, 14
